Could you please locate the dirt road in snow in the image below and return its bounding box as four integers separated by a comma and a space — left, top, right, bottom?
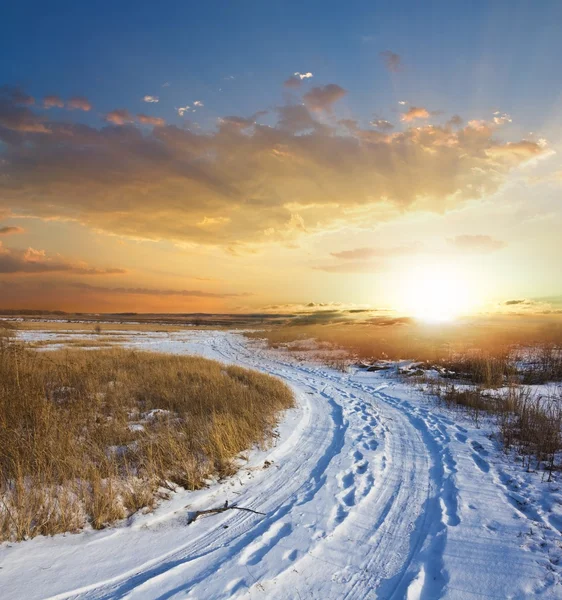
1, 330, 560, 599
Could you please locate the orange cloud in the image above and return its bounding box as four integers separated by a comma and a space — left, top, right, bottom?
43, 95, 64, 109
67, 96, 92, 111
105, 109, 134, 125
0, 242, 126, 275
137, 114, 165, 127
401, 106, 431, 122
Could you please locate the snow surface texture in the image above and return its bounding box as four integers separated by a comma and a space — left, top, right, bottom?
1, 330, 561, 599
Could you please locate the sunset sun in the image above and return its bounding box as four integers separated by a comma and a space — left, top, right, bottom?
400, 265, 473, 322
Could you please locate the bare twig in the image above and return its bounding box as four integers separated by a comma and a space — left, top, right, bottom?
187, 503, 265, 525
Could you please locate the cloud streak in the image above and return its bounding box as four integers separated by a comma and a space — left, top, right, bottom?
0, 242, 126, 275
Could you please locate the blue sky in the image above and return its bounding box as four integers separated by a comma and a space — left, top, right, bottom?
3, 1, 562, 133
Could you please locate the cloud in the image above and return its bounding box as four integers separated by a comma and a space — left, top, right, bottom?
1, 86, 34, 106
0, 106, 49, 135
70, 281, 249, 298
162, 82, 171, 87
504, 299, 528, 306
0, 242, 126, 275
0, 88, 549, 247
380, 50, 402, 72
370, 119, 394, 131
401, 106, 431, 122
177, 105, 191, 116
331, 245, 421, 260
193, 100, 204, 107
137, 114, 165, 127
43, 95, 65, 109
284, 72, 313, 88
398, 100, 407, 105
303, 84, 347, 112
493, 111, 512, 125
313, 261, 380, 273
0, 226, 24, 235
447, 115, 463, 128
67, 96, 92, 111
105, 109, 135, 125
448, 235, 506, 252
486, 140, 545, 160
143, 95, 159, 103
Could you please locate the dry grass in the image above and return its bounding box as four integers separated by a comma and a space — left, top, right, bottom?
0, 334, 293, 541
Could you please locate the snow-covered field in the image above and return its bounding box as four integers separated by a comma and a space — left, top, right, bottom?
1, 329, 562, 599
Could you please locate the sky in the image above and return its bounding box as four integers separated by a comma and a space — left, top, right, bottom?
0, 0, 561, 316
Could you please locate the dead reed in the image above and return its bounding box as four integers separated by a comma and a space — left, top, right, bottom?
0, 334, 293, 541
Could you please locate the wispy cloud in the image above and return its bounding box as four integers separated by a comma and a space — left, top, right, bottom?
143, 95, 159, 103
43, 95, 65, 109
380, 50, 402, 72
0, 242, 126, 275
448, 235, 506, 252
303, 84, 347, 112
370, 118, 394, 131
70, 281, 250, 298
67, 96, 92, 111
493, 111, 512, 125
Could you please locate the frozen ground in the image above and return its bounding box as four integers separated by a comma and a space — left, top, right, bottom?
1, 330, 562, 599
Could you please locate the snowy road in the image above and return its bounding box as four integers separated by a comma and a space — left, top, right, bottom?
1, 330, 561, 599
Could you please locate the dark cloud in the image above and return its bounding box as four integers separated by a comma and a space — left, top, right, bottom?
303, 84, 347, 112
0, 88, 549, 247
0, 86, 34, 106
380, 50, 402, 72
0, 226, 24, 235
0, 88, 49, 134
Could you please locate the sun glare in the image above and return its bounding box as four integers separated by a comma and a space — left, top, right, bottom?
399, 264, 474, 323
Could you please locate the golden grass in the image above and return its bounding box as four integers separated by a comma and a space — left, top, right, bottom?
245, 315, 562, 364
0, 336, 293, 541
